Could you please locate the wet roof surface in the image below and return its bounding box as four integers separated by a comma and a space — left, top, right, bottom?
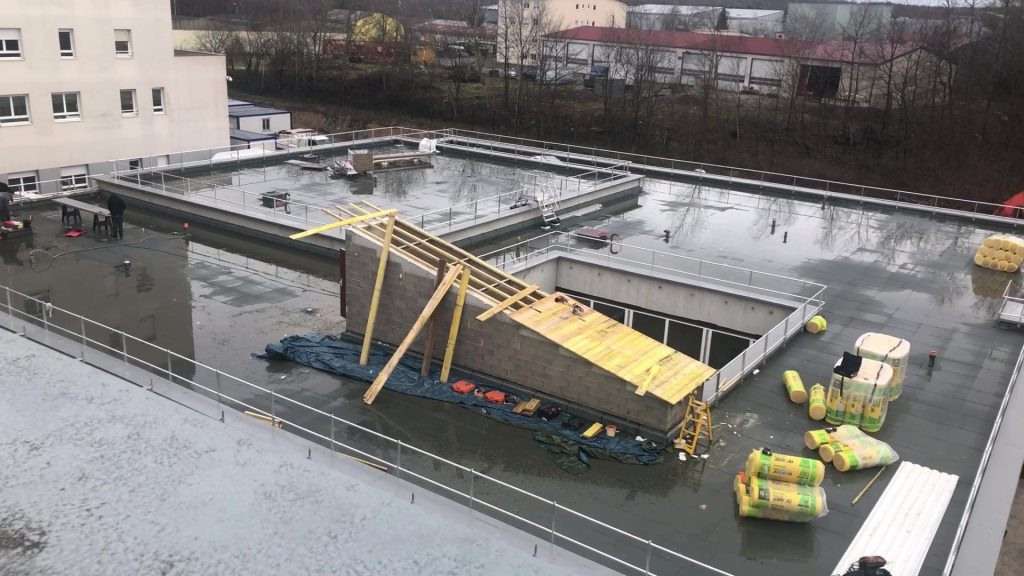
8, 154, 1024, 575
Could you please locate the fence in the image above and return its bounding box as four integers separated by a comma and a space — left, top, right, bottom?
0, 284, 734, 576
438, 128, 1024, 221
483, 231, 826, 303
481, 231, 826, 405
417, 164, 634, 233
104, 170, 344, 238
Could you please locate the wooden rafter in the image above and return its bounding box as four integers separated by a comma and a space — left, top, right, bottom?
476, 284, 541, 321
363, 264, 464, 405
440, 267, 471, 384
359, 213, 396, 366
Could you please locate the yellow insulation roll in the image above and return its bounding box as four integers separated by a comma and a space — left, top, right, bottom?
747, 476, 829, 520
803, 428, 833, 450
808, 384, 827, 420
976, 235, 1024, 272
745, 449, 825, 487
805, 315, 827, 334
783, 370, 807, 403
819, 441, 846, 463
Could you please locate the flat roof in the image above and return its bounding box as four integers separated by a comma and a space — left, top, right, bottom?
22, 138, 1023, 576
227, 98, 252, 107
228, 104, 290, 118
0, 329, 610, 576
230, 128, 276, 141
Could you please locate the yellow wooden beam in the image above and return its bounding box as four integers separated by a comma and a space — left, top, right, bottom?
440, 267, 471, 383
321, 207, 343, 220
364, 264, 464, 405
634, 364, 661, 397
475, 284, 539, 321
359, 213, 397, 366
289, 209, 395, 240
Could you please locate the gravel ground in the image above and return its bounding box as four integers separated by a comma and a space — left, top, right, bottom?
0, 329, 611, 576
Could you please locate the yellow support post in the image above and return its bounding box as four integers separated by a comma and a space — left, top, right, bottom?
440, 267, 471, 383
475, 284, 540, 321
288, 209, 395, 240
359, 213, 396, 366
364, 264, 463, 405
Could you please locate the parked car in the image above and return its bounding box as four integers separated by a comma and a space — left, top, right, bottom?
539, 70, 575, 85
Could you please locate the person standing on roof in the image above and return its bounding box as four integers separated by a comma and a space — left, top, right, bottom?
107, 192, 126, 239
0, 182, 12, 223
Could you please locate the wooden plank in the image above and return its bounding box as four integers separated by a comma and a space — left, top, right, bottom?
440, 267, 471, 383
421, 260, 447, 377
363, 264, 463, 405
475, 284, 540, 321
289, 209, 395, 240
359, 213, 396, 366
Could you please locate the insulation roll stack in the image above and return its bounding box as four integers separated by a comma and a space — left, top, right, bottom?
854, 333, 911, 401
826, 357, 894, 432
735, 450, 829, 522
974, 234, 1024, 272
805, 424, 900, 472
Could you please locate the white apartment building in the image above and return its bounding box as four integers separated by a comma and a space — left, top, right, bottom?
498, 0, 626, 66
0, 0, 229, 195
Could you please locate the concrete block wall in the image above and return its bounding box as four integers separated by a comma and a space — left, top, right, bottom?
346, 233, 687, 433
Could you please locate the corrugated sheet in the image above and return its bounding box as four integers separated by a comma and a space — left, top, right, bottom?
833, 461, 959, 576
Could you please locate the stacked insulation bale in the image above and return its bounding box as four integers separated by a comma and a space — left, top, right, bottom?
825, 357, 894, 432
733, 449, 828, 522
805, 425, 899, 472
854, 333, 911, 401
974, 235, 1024, 272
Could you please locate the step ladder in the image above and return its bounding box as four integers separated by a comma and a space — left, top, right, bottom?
535, 182, 561, 227
674, 396, 713, 456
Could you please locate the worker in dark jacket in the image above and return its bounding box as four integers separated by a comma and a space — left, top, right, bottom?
0, 182, 12, 223
107, 193, 126, 239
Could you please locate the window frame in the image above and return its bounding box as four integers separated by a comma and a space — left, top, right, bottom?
261, 118, 270, 131
51, 91, 81, 121
60, 166, 89, 191
0, 28, 22, 59
152, 87, 165, 114
0, 94, 30, 126
114, 29, 133, 57
58, 29, 75, 58
119, 89, 137, 117
7, 171, 38, 194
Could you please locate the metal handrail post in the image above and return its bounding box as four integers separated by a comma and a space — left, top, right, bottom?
396, 440, 402, 479
551, 501, 558, 545
469, 469, 475, 510
79, 316, 86, 358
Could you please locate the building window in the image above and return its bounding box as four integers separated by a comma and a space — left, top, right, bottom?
128, 159, 142, 170
114, 29, 132, 56
7, 171, 38, 194
0, 95, 30, 125
120, 89, 137, 116
52, 92, 80, 121
0, 28, 21, 59
152, 87, 165, 113
60, 165, 88, 190
58, 29, 75, 57
262, 118, 270, 130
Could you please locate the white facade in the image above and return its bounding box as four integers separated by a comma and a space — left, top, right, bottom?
229, 107, 291, 135
498, 0, 626, 65
0, 0, 229, 194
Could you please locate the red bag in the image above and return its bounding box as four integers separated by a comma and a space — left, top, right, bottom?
451, 380, 476, 394
484, 390, 506, 404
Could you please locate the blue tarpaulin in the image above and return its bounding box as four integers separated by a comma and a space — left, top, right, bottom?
257, 334, 667, 473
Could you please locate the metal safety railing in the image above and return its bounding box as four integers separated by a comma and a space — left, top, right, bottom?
943, 340, 1024, 575
0, 284, 734, 576
417, 164, 634, 233
482, 231, 826, 303
101, 170, 343, 238
436, 127, 1024, 222
478, 230, 827, 406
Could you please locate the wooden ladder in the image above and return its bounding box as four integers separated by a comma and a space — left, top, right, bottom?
674, 397, 713, 456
